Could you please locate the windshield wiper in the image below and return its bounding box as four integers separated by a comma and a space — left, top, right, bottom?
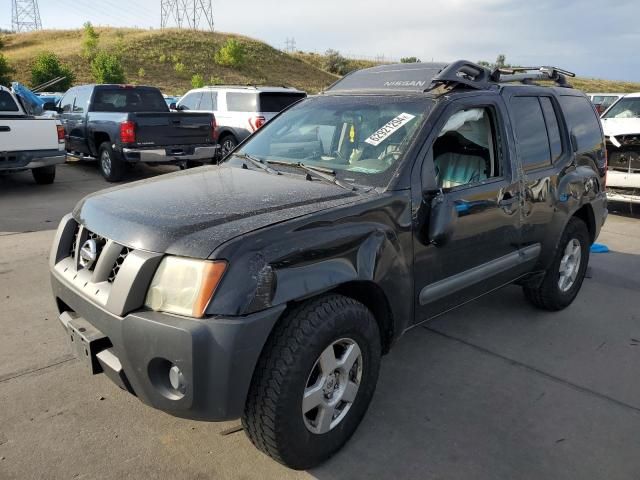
234, 153, 280, 175
267, 160, 355, 191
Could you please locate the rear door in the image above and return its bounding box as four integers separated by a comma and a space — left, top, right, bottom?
413, 95, 528, 322
58, 88, 76, 149
67, 86, 92, 154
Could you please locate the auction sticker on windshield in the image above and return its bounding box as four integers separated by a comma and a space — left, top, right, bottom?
365, 113, 416, 146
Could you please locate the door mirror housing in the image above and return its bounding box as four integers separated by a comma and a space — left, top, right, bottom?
426, 190, 458, 247
43, 102, 62, 114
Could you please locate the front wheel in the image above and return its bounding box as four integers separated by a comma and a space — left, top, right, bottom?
31, 165, 56, 184
98, 142, 125, 182
242, 294, 381, 470
523, 217, 590, 311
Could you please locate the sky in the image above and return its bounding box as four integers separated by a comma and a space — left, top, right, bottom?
0, 0, 637, 81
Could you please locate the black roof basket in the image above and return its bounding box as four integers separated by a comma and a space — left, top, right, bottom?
428, 60, 493, 91
491, 66, 576, 88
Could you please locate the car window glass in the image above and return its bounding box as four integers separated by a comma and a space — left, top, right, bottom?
511, 97, 551, 171
91, 88, 168, 113
602, 97, 640, 119
73, 88, 91, 114
539, 97, 563, 163
60, 91, 75, 113
258, 93, 306, 112
559, 96, 603, 151
199, 91, 214, 111
227, 92, 258, 112
0, 91, 19, 112
179, 92, 202, 110
432, 107, 499, 189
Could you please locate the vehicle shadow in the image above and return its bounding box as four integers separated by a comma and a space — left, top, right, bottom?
607, 200, 640, 219
311, 250, 640, 480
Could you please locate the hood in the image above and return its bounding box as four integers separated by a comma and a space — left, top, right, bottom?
601, 117, 640, 138
74, 165, 361, 258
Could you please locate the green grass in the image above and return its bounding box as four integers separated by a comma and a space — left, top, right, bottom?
2, 28, 640, 95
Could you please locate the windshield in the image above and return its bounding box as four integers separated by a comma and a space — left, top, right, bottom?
233, 95, 433, 188
603, 97, 640, 119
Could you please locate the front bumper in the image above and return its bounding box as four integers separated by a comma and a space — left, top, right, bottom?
121, 144, 219, 163
0, 148, 65, 172
52, 272, 284, 421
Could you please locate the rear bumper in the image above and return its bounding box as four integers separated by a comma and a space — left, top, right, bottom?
121, 144, 219, 163
0, 148, 65, 171
51, 271, 284, 421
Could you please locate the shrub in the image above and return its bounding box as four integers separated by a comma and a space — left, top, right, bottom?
91, 51, 126, 84
82, 22, 100, 61
0, 53, 13, 86
159, 54, 167, 63
209, 75, 223, 85
138, 67, 145, 78
191, 73, 205, 88
323, 49, 349, 75
31, 52, 75, 90
214, 39, 245, 67
401, 57, 421, 63
174, 62, 185, 73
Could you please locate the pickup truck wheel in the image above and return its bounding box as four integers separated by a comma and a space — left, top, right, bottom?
242, 294, 381, 470
523, 217, 590, 311
31, 165, 56, 184
98, 142, 124, 182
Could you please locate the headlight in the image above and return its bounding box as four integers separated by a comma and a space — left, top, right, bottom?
145, 257, 227, 318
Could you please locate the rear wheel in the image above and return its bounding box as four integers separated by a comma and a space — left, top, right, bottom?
220, 134, 238, 158
242, 294, 381, 470
31, 165, 56, 184
523, 217, 590, 311
98, 142, 124, 182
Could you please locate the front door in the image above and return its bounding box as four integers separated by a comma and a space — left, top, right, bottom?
412, 96, 533, 323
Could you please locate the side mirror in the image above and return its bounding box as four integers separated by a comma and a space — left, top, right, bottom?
169, 102, 177, 110
43, 102, 62, 114
427, 191, 458, 247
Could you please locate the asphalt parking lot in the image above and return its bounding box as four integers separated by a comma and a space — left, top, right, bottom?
1, 163, 640, 480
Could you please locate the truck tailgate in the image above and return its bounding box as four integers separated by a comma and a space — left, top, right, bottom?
132, 113, 212, 146
0, 117, 60, 151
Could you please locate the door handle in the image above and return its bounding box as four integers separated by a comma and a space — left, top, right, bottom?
0, 126, 10, 132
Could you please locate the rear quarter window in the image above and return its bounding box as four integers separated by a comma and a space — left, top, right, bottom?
226, 92, 257, 112
510, 96, 552, 171
258, 92, 306, 112
558, 95, 603, 152
0, 91, 19, 112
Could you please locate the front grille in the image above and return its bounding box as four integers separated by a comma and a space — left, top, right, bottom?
108, 248, 132, 283
70, 226, 79, 258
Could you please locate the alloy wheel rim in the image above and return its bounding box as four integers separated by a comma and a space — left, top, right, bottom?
558, 238, 582, 292
101, 150, 112, 177
302, 338, 363, 435
222, 139, 235, 155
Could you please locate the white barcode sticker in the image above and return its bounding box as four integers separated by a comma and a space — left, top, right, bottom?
365, 113, 416, 146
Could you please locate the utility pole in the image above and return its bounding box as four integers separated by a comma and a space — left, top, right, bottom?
161, 0, 214, 31
11, 0, 42, 32
285, 37, 296, 53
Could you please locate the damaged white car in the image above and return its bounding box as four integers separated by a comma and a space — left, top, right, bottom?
600, 93, 640, 204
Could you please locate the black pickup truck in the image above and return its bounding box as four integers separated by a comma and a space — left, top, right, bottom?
58, 84, 218, 181
50, 62, 607, 469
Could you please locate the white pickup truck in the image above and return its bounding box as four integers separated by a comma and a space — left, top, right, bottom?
0, 85, 66, 184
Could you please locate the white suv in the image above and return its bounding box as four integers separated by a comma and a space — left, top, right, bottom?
175, 86, 306, 156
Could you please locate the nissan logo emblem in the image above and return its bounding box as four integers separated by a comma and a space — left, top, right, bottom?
79, 239, 98, 269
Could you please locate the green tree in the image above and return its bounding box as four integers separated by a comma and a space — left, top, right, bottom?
82, 22, 100, 61
174, 62, 185, 73
0, 54, 13, 86
191, 73, 205, 88
323, 49, 348, 75
495, 54, 507, 68
31, 52, 75, 90
138, 67, 146, 78
214, 39, 246, 67
91, 51, 126, 84
400, 57, 421, 63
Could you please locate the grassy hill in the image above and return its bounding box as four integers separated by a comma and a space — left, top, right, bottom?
2, 28, 640, 95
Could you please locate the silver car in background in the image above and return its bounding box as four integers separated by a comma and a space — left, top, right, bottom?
175, 86, 306, 156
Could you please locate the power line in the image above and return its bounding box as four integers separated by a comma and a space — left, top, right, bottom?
161, 0, 214, 31
11, 0, 42, 32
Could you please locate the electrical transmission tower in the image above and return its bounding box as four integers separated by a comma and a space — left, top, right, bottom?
11, 0, 43, 32
161, 1, 214, 31
284, 37, 296, 53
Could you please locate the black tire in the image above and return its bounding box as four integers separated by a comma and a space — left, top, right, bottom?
186, 160, 203, 169
242, 294, 381, 470
523, 217, 590, 311
31, 165, 56, 184
220, 134, 238, 158
98, 142, 125, 182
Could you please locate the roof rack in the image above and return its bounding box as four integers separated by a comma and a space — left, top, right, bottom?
428, 60, 493, 91
491, 66, 576, 88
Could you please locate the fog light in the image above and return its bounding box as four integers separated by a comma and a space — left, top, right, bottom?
169, 365, 186, 393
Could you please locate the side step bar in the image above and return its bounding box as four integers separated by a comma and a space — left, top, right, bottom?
66, 152, 97, 162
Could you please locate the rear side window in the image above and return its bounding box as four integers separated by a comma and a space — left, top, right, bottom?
558, 96, 603, 151
0, 91, 19, 112
198, 91, 217, 111
539, 97, 563, 162
258, 92, 306, 112
511, 96, 551, 171
180, 92, 203, 110
91, 88, 168, 113
226, 92, 257, 112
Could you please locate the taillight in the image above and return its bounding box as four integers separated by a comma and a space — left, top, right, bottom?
120, 121, 136, 144
56, 124, 65, 142
211, 116, 219, 141
249, 116, 266, 132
